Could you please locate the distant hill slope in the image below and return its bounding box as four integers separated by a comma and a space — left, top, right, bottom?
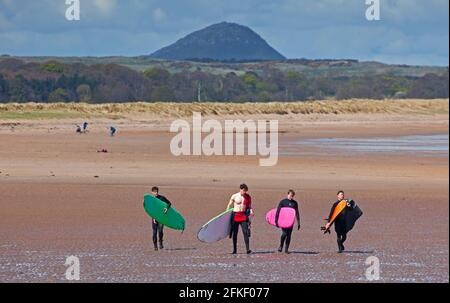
149, 21, 286, 61
13, 55, 448, 78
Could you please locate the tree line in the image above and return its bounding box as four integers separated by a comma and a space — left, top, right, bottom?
0, 58, 448, 103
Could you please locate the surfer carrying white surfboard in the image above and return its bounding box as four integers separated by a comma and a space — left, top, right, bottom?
275, 190, 300, 254
323, 190, 363, 253
150, 186, 172, 251
226, 184, 253, 255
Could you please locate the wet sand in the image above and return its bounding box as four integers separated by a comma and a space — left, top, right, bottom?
0, 114, 448, 283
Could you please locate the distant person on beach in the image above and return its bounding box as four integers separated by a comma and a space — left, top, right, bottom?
227, 184, 253, 255
275, 190, 300, 254
323, 191, 363, 253
76, 125, 82, 134
110, 126, 116, 137
150, 186, 172, 251
82, 122, 88, 133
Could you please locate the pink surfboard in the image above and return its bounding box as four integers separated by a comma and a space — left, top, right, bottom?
266, 208, 296, 228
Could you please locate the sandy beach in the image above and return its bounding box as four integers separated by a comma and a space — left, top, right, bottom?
0, 104, 448, 283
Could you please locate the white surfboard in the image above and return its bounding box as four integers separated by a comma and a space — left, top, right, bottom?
198, 209, 233, 243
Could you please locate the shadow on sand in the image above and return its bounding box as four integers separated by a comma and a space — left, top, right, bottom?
165, 248, 198, 252
291, 251, 320, 255
343, 250, 375, 254
251, 250, 320, 255
251, 251, 276, 255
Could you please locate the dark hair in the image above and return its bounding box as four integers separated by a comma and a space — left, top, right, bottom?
288, 189, 296, 196
152, 186, 159, 193
240, 184, 248, 191
337, 190, 345, 195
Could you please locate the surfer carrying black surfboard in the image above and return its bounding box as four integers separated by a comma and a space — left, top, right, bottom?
275, 190, 301, 254
322, 191, 363, 253
150, 186, 172, 251
227, 184, 253, 255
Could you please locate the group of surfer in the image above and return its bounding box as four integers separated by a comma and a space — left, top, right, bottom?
149, 185, 362, 254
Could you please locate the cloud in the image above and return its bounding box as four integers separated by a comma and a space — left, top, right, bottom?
0, 0, 15, 9
152, 8, 167, 23
93, 0, 118, 16
0, 10, 12, 30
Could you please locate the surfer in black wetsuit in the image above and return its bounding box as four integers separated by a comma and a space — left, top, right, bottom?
324, 191, 362, 253
275, 190, 300, 254
150, 186, 172, 251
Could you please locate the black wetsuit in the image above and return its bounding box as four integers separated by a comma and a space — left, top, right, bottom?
327, 199, 356, 252
152, 194, 172, 249
231, 220, 250, 254
275, 198, 300, 252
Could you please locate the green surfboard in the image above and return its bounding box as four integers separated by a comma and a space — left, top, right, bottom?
143, 194, 186, 231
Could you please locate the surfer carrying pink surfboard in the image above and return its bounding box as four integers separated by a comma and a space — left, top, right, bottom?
226, 184, 253, 255
275, 190, 300, 254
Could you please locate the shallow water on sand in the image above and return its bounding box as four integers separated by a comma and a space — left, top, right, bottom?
285, 134, 449, 156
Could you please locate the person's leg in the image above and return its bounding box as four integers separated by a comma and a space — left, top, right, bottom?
285, 227, 294, 253
158, 224, 164, 249
241, 222, 251, 253
229, 213, 234, 239
340, 233, 347, 251
152, 221, 158, 250
279, 229, 287, 252
336, 233, 344, 253
232, 221, 239, 254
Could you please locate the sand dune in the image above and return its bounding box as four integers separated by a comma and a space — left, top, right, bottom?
0, 99, 448, 120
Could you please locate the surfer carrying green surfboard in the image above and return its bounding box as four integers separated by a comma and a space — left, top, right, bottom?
226, 184, 253, 255
323, 191, 363, 253
150, 186, 172, 251
275, 190, 301, 254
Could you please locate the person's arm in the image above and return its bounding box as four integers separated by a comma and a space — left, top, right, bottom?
324, 202, 338, 230
275, 200, 283, 227
227, 196, 234, 211
246, 195, 254, 216
158, 195, 172, 214
160, 196, 172, 209
327, 202, 338, 223
347, 199, 355, 208
295, 202, 300, 230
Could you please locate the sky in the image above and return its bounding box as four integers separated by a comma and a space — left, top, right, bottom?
0, 0, 448, 66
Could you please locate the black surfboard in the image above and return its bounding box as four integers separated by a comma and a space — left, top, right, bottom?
344, 204, 363, 233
